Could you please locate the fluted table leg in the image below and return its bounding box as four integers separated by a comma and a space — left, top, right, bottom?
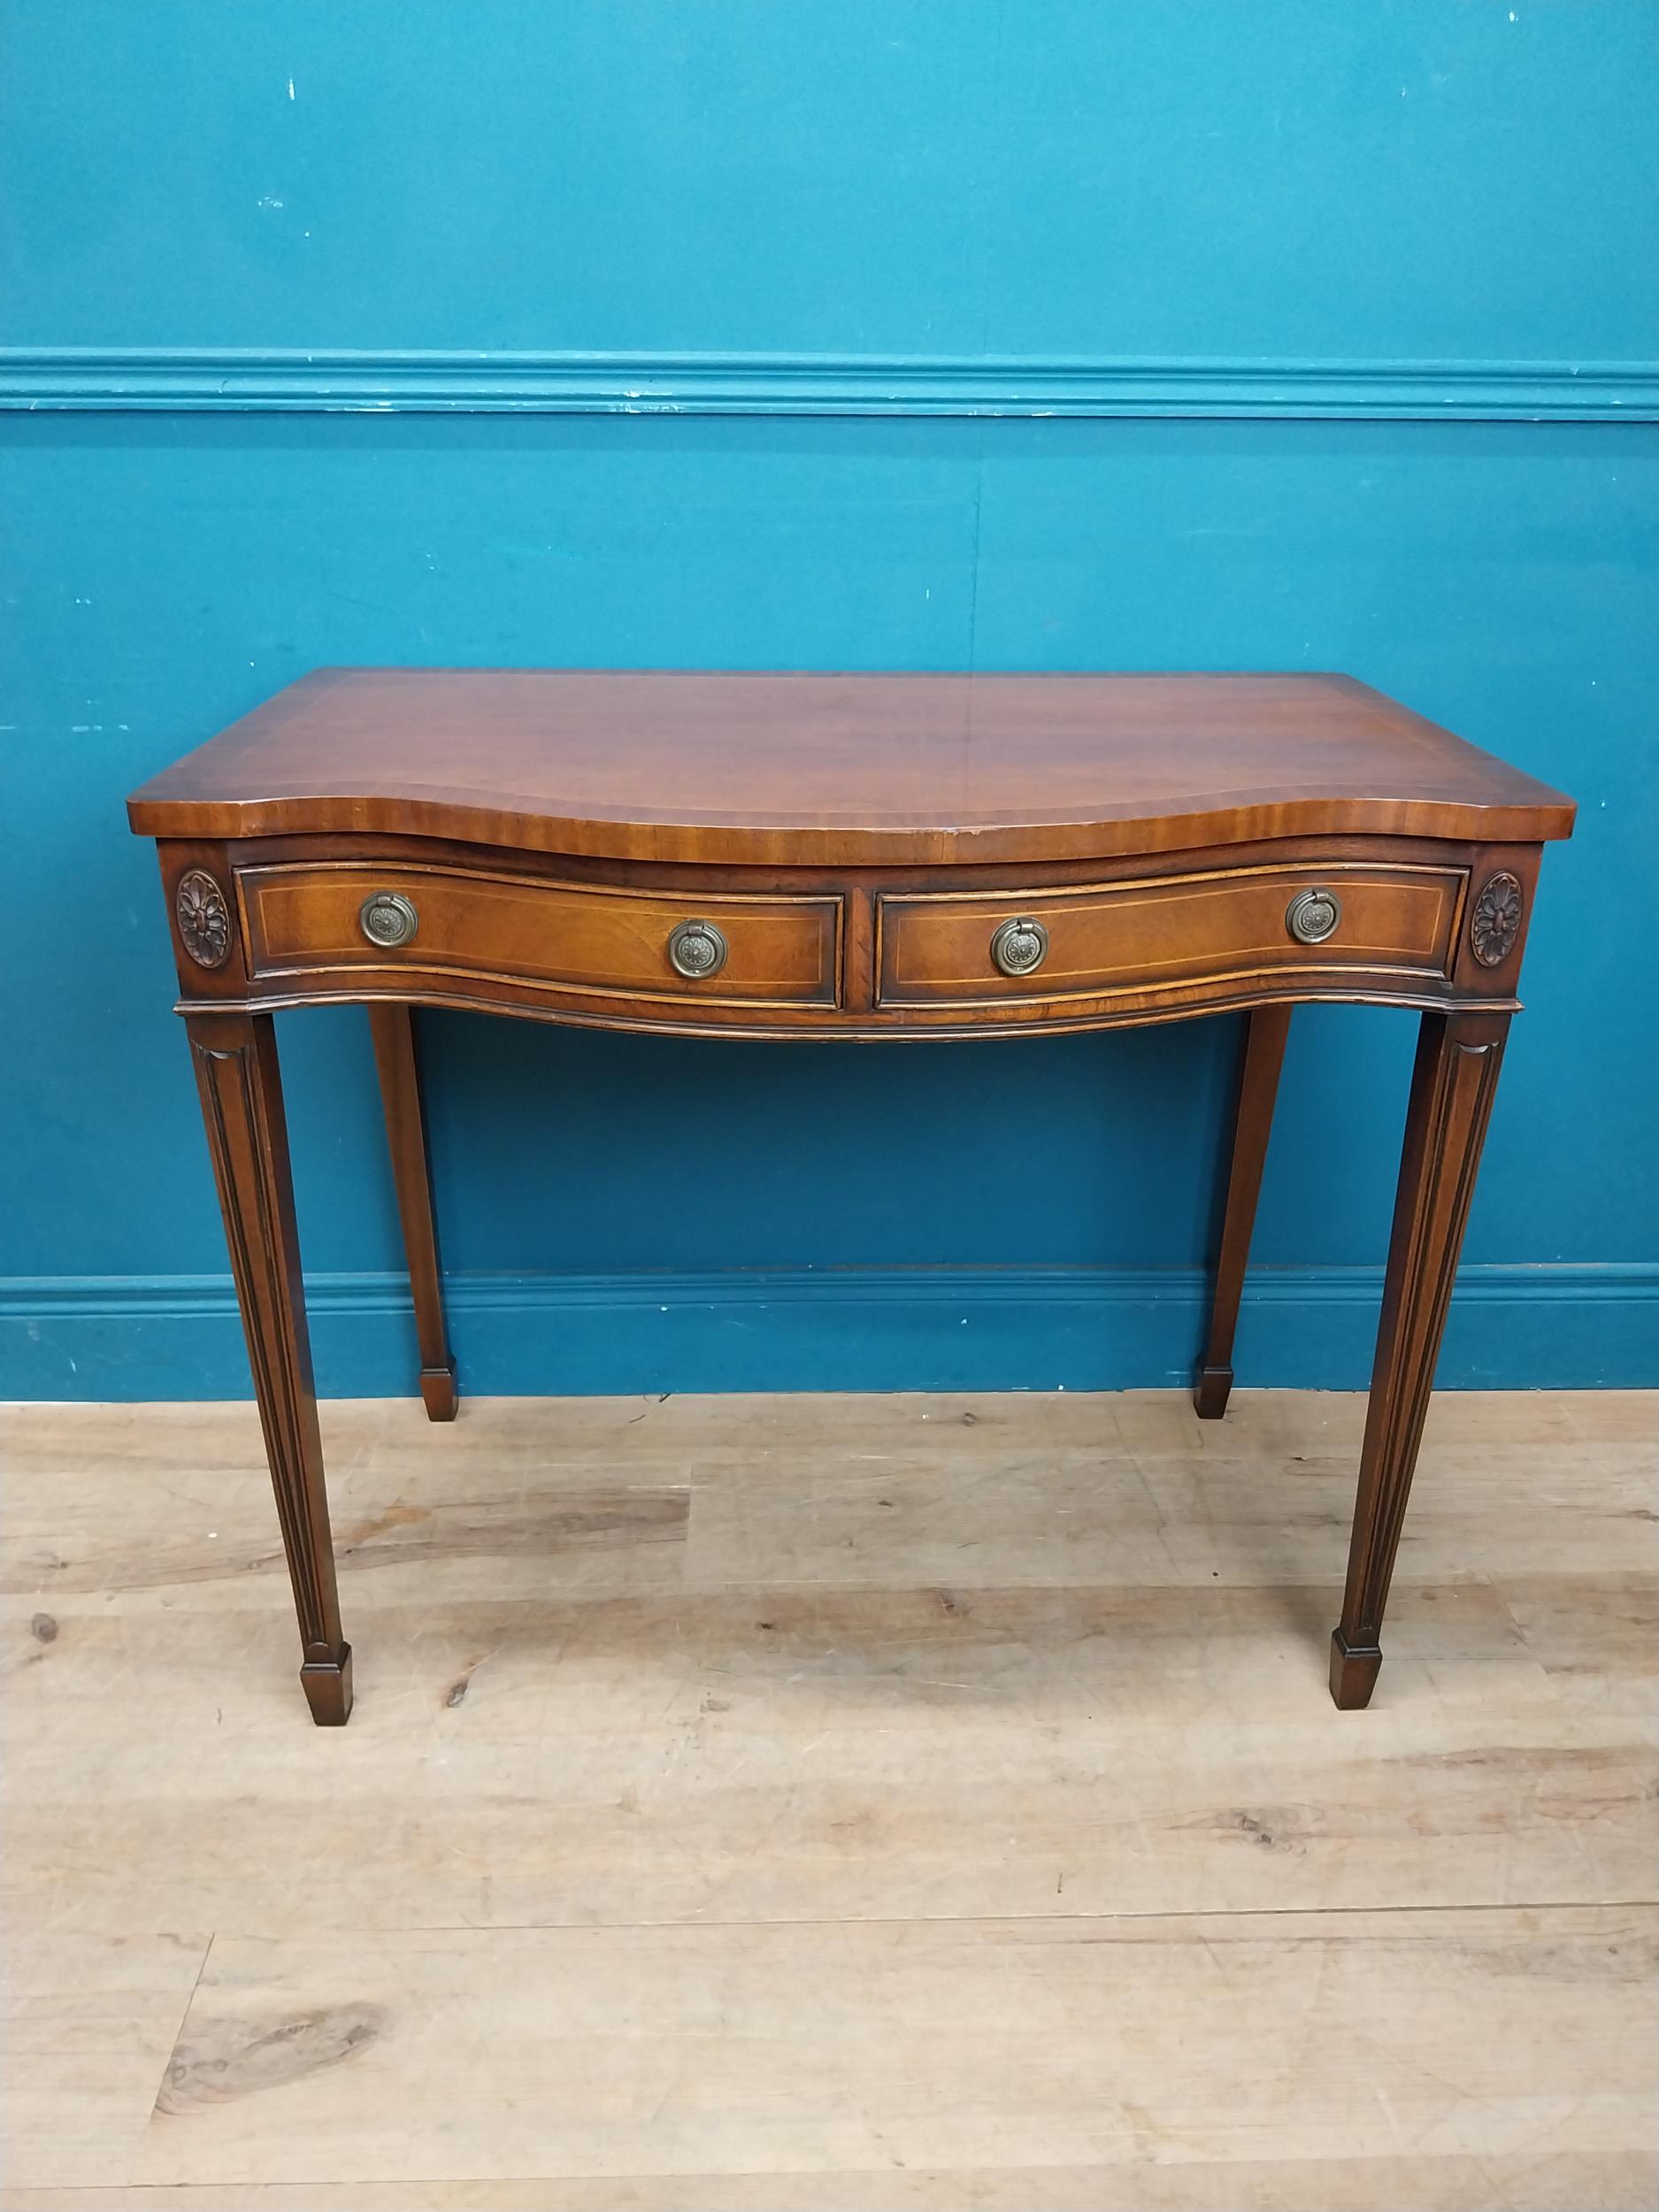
186, 1010, 352, 1724
1331, 1009, 1509, 1709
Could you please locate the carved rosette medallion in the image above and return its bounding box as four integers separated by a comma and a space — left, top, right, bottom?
1469, 870, 1524, 969
175, 869, 232, 969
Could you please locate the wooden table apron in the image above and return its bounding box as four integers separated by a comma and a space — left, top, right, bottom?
128, 671, 1574, 1724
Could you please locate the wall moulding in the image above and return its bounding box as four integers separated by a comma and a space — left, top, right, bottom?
3, 349, 1656, 421
3, 1263, 1654, 1400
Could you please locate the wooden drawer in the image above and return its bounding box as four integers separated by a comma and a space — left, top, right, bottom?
876, 862, 1465, 1008
240, 862, 842, 1008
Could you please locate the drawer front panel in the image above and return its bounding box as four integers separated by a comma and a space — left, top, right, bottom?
242, 864, 841, 1007
877, 864, 1465, 1007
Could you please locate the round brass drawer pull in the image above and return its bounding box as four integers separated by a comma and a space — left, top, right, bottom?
359, 891, 419, 949
667, 918, 727, 979
990, 916, 1050, 978
1286, 887, 1341, 946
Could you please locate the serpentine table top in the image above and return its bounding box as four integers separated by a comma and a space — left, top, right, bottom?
129, 666, 1572, 865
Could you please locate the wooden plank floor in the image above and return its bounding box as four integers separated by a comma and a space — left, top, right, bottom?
1, 1388, 1654, 2211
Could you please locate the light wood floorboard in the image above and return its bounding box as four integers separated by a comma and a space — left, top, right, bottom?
2, 1388, 1654, 2208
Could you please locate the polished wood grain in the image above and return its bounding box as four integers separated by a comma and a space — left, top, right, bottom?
3, 1391, 1653, 2209
873, 856, 1462, 1005
129, 670, 1576, 1719
244, 861, 842, 1010
182, 831, 1530, 1042
127, 670, 1575, 866
1194, 1002, 1292, 1418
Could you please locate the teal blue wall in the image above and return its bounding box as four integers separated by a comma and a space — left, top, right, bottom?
3, 2, 1655, 1397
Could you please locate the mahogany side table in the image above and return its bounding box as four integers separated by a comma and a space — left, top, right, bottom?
127, 670, 1575, 1724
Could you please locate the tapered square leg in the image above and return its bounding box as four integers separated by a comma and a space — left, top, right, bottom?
1194, 1004, 1291, 1417
188, 1011, 353, 1725
1331, 1010, 1509, 1709
371, 1004, 458, 1421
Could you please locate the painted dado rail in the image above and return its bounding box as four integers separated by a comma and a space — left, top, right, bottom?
3, 349, 1655, 419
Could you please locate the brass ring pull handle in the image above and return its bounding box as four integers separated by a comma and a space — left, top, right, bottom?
990, 916, 1050, 978
359, 891, 419, 949
667, 918, 728, 979
1286, 888, 1341, 946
